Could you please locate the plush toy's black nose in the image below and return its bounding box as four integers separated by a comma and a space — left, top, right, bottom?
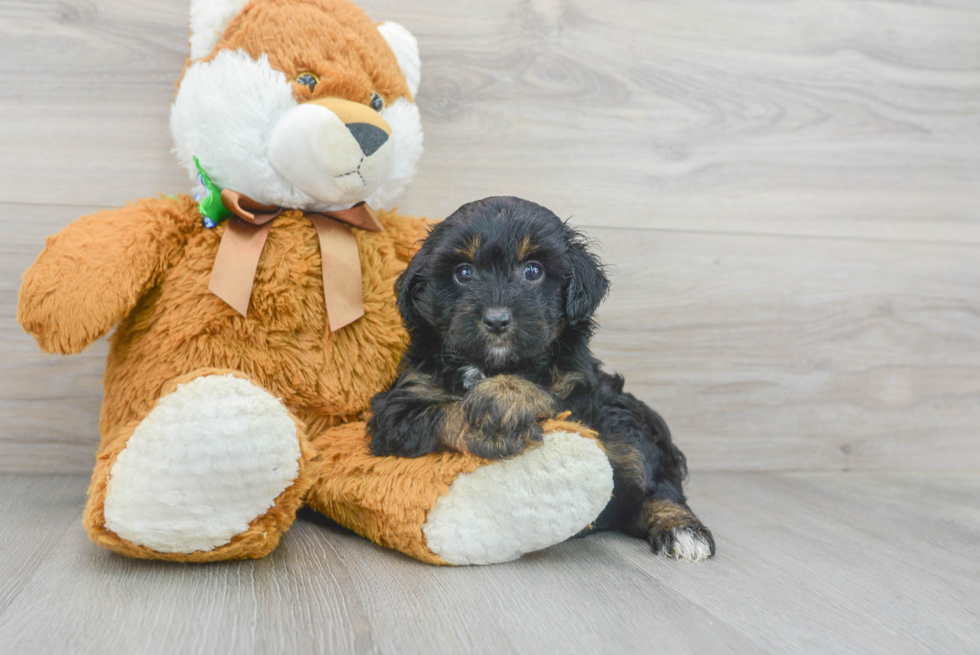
482, 309, 513, 335
347, 122, 389, 157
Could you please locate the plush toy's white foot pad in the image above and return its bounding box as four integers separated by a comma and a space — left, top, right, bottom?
422, 431, 614, 565
103, 374, 301, 554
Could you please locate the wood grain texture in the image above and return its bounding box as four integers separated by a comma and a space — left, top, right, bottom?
592, 227, 980, 471
4, 204, 978, 472
376, 0, 980, 243
1, 471, 977, 654
1, 0, 979, 473
1, 0, 978, 241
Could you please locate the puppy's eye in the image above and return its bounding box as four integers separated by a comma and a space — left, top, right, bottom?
296, 72, 319, 93
454, 263, 474, 285
523, 262, 544, 282
370, 93, 385, 112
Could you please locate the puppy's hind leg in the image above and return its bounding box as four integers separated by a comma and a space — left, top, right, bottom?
598, 386, 715, 562
606, 443, 716, 562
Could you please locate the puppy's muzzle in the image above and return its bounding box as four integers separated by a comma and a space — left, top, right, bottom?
482, 308, 513, 335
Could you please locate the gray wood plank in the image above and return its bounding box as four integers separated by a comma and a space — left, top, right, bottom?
0, 475, 83, 618
377, 0, 980, 243
618, 471, 980, 654
1, 203, 106, 473
592, 227, 980, 472
0, 471, 977, 654
0, 0, 977, 243
5, 203, 978, 473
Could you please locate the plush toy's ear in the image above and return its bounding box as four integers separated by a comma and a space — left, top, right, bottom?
565, 229, 610, 326
395, 249, 427, 331
377, 21, 421, 98
189, 0, 251, 61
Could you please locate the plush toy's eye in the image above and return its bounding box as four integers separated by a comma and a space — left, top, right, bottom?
454, 263, 474, 285
296, 72, 318, 93
523, 262, 544, 282
370, 93, 385, 112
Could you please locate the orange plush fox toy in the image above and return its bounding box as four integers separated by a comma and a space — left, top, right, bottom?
18, 0, 613, 565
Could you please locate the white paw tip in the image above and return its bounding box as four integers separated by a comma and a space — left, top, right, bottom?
662, 527, 714, 562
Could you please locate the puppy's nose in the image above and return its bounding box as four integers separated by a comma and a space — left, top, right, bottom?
347, 122, 389, 157
482, 309, 513, 334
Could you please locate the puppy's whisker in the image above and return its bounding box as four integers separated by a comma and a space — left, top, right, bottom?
442, 339, 460, 363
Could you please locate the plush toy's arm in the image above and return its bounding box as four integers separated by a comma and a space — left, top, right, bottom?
18, 195, 200, 355
377, 210, 435, 264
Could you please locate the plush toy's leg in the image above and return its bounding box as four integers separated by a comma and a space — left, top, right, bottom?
84, 370, 315, 562
306, 419, 614, 565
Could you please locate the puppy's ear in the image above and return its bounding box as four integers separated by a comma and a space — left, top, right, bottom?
565, 229, 609, 325
396, 250, 427, 331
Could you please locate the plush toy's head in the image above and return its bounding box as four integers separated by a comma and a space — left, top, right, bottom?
171, 0, 423, 212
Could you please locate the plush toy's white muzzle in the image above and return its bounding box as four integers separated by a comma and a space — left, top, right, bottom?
172, 13, 422, 213
268, 97, 394, 206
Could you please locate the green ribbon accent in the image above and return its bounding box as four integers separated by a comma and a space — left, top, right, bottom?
194, 156, 231, 228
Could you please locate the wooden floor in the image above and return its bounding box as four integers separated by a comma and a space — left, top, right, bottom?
1, 0, 978, 653
1, 471, 978, 654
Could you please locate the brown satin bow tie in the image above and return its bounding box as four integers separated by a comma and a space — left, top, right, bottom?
207, 189, 384, 332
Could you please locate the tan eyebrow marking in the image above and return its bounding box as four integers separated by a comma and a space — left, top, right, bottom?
517, 235, 539, 260
455, 235, 482, 259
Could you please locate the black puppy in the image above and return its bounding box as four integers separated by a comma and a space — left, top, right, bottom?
368, 196, 714, 560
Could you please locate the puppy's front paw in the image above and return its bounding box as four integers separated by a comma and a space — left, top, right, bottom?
458, 375, 554, 459
650, 524, 715, 562
462, 375, 555, 425
463, 419, 544, 459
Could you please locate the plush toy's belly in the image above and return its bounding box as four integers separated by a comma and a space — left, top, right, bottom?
100, 214, 409, 436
